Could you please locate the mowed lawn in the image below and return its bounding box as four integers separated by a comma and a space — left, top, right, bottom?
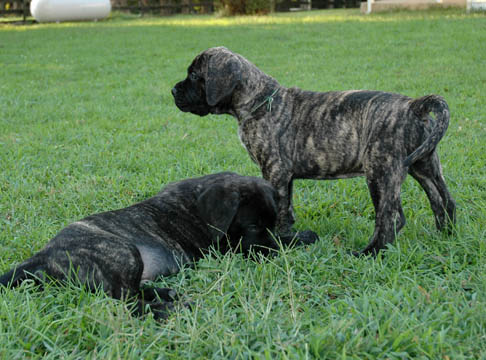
1, 8, 486, 359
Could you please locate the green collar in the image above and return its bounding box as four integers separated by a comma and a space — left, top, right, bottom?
250, 88, 280, 114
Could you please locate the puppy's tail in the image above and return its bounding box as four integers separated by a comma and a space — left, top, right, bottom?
0, 257, 45, 289
404, 95, 450, 167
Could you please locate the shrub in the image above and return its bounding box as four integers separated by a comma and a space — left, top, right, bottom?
215, 0, 274, 15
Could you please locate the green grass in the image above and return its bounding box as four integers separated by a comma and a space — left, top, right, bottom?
1, 8, 486, 359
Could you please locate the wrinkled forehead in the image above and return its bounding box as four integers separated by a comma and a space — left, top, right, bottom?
186, 47, 237, 74
187, 53, 208, 74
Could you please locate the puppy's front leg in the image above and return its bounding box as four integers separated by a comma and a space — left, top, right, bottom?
263, 168, 320, 248
263, 168, 295, 238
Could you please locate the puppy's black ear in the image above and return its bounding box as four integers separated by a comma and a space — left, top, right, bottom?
206, 51, 242, 107
197, 184, 240, 241
261, 185, 278, 219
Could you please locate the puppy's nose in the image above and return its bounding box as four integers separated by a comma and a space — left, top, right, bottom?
171, 87, 177, 97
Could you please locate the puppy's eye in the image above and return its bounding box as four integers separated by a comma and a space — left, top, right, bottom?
189, 72, 198, 81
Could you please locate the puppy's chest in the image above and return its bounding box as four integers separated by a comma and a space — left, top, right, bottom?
237, 122, 272, 165
237, 126, 252, 157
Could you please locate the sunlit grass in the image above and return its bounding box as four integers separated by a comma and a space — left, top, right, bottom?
143, 8, 483, 26
1, 8, 486, 358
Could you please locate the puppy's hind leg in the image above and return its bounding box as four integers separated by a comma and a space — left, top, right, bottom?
135, 285, 192, 321
360, 169, 407, 256
409, 152, 456, 234
0, 255, 47, 289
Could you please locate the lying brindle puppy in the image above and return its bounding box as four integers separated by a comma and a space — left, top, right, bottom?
0, 172, 315, 319
172, 47, 456, 256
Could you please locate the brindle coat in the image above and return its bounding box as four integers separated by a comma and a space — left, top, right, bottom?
0, 172, 292, 319
172, 47, 456, 255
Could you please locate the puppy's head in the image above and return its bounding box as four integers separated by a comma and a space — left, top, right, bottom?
197, 178, 277, 255
172, 47, 242, 116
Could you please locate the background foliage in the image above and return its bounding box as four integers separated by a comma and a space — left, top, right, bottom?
215, 0, 274, 15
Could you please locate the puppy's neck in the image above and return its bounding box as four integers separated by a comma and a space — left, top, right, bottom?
233, 78, 282, 123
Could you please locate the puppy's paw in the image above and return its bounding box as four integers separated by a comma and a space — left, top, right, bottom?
140, 286, 179, 302
296, 230, 319, 245
351, 245, 381, 258
150, 298, 194, 321
148, 300, 177, 321
280, 230, 319, 247
152, 287, 179, 302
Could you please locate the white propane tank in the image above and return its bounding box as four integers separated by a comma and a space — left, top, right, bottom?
30, 0, 111, 23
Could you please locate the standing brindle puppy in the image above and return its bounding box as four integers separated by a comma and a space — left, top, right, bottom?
172, 47, 456, 256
